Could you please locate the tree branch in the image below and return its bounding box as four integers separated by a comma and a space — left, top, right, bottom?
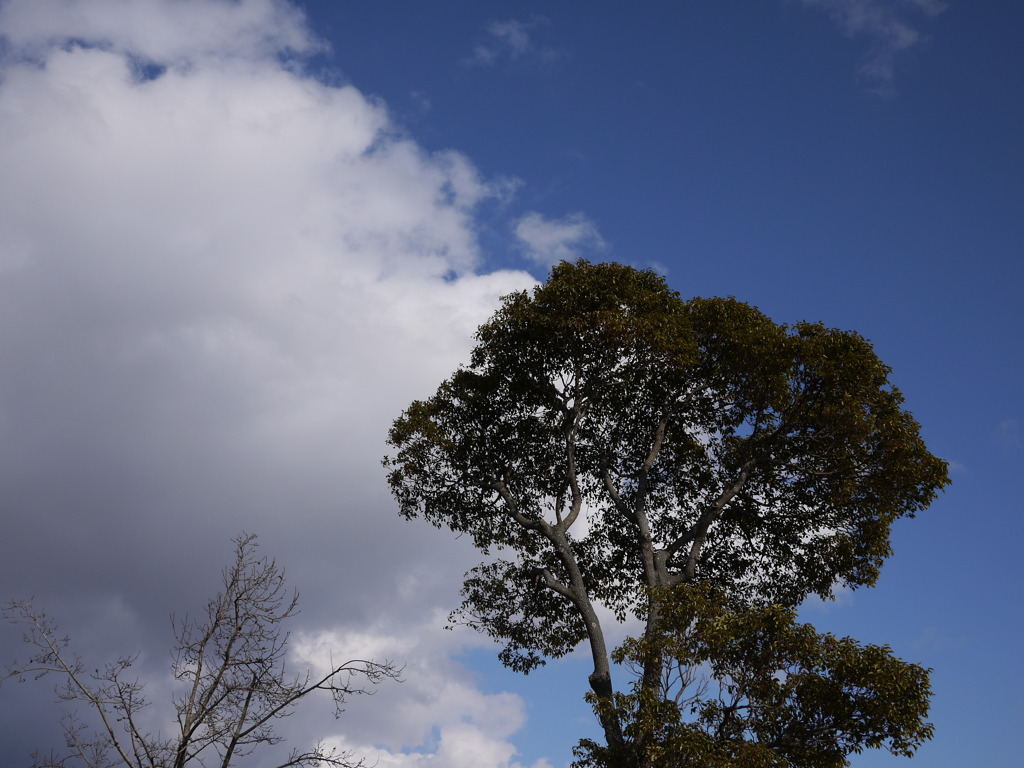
4, 535, 398, 768
666, 458, 759, 581
532, 566, 576, 601
559, 407, 585, 533
487, 476, 555, 539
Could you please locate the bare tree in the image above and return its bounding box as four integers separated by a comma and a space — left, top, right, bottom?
2, 533, 400, 768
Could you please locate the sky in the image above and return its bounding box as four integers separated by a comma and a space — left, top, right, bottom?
0, 1, 1020, 766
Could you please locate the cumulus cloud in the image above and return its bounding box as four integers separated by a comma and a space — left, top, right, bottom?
515, 211, 607, 267
0, 1, 542, 765
293, 620, 553, 768
798, 0, 947, 93
0, 0, 318, 65
465, 17, 563, 68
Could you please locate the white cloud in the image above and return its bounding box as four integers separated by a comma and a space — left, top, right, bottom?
292, 621, 553, 768
798, 0, 947, 93
0, 1, 543, 765
515, 212, 607, 267
0, 0, 318, 65
466, 17, 563, 68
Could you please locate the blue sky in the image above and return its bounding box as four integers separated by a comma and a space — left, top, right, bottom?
0, 1, 1020, 766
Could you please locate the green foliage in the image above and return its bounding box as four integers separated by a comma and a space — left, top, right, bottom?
574, 584, 933, 768
385, 259, 948, 764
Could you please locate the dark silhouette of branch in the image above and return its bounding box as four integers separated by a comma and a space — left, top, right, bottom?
3, 533, 400, 768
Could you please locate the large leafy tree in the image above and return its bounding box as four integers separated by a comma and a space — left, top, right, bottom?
385, 260, 948, 767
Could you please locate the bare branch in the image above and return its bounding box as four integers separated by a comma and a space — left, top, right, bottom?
3, 534, 399, 768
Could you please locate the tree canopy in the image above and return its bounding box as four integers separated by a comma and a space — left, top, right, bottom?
573, 584, 933, 768
385, 260, 948, 767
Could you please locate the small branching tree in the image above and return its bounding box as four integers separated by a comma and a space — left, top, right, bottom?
385, 260, 948, 767
2, 533, 400, 768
